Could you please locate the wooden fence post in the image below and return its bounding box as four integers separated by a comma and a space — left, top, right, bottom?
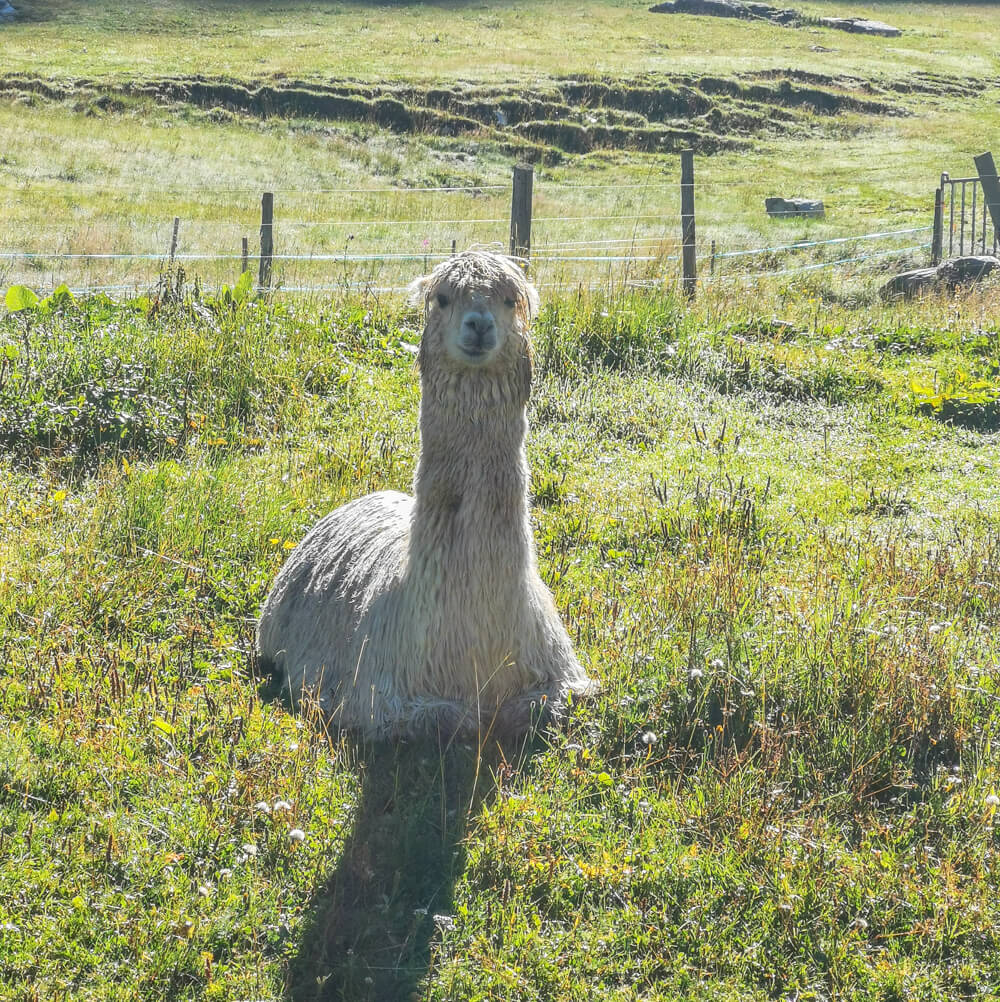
241, 236, 249, 276
974, 151, 1000, 252
258, 191, 274, 291
680, 150, 697, 299
932, 187, 944, 265
509, 164, 533, 261
169, 217, 180, 266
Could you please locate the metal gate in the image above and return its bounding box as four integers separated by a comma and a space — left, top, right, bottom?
936, 172, 999, 261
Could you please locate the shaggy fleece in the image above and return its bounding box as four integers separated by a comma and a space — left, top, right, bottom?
256, 252, 596, 737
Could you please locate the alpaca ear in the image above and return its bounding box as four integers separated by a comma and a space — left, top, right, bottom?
406, 275, 430, 309
523, 282, 540, 323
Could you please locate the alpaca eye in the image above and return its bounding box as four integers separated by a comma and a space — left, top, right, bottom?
504, 298, 516, 309
436, 293, 450, 308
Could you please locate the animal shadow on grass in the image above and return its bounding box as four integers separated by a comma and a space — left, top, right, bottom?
284, 726, 542, 1002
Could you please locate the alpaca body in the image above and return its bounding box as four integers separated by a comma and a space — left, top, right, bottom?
256, 251, 596, 737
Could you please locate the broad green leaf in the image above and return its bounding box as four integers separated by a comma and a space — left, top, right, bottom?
233, 269, 253, 304
5, 285, 39, 312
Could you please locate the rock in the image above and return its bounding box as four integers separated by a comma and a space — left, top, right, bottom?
765, 196, 825, 219
649, 2, 901, 35
938, 255, 1000, 285
818, 17, 901, 37
880, 266, 939, 300
649, 0, 799, 22
650, 0, 753, 17
744, 1, 799, 22
880, 256, 999, 300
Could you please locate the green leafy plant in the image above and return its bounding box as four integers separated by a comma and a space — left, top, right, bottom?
5, 284, 40, 312
209, 270, 255, 313
4, 283, 78, 316
912, 371, 1000, 430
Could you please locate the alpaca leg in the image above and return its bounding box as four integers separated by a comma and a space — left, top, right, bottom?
393, 697, 482, 740
497, 677, 598, 733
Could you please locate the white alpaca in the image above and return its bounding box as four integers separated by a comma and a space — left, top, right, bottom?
256, 251, 597, 737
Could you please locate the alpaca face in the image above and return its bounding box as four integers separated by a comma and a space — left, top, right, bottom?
435, 289, 514, 367
408, 251, 539, 376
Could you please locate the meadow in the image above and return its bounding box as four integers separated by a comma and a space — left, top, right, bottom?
2, 1, 1000, 1000
1, 0, 998, 295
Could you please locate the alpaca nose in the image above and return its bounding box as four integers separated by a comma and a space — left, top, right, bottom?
460, 310, 497, 353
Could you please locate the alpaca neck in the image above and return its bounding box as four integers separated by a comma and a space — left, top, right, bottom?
412, 395, 530, 549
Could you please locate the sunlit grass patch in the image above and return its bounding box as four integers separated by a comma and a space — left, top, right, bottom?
3, 259, 1000, 1000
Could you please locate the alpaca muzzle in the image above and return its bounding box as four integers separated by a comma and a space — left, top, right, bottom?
459, 310, 498, 359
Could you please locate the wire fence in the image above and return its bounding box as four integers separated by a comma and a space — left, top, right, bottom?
0, 175, 938, 301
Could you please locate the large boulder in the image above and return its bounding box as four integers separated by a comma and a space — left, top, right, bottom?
765, 196, 825, 219
651, 0, 747, 16
649, 2, 899, 32
649, 0, 798, 21
880, 256, 999, 300
818, 17, 901, 37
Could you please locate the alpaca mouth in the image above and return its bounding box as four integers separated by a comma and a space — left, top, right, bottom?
458, 344, 492, 364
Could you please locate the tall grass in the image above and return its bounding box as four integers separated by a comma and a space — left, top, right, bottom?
2, 280, 1000, 998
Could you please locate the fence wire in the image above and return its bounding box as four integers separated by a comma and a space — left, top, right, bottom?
0, 176, 941, 300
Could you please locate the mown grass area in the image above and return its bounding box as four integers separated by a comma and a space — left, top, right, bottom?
2, 278, 1000, 1000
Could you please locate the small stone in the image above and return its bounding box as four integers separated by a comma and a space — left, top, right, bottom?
765, 196, 825, 219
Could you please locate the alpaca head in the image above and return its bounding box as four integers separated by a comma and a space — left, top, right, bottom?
408, 251, 540, 402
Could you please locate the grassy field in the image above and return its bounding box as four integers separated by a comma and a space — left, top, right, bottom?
3, 277, 1000, 1000
1, 1, 998, 294
3, 2, 1000, 1000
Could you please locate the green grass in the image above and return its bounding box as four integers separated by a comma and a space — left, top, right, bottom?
2, 278, 1000, 1000
5, 0, 999, 81
3, 1, 1000, 998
